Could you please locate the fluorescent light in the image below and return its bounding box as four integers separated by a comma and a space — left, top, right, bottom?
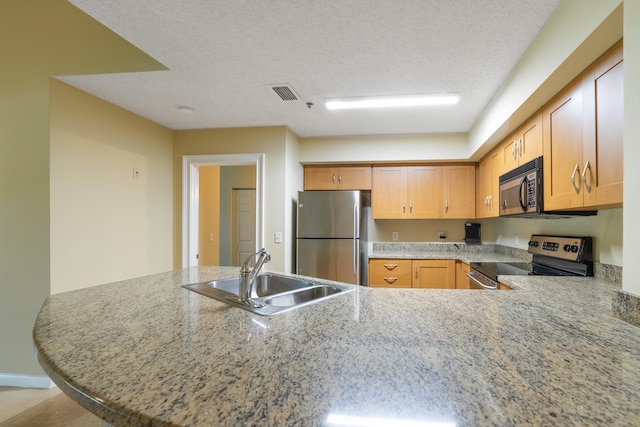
325, 93, 459, 110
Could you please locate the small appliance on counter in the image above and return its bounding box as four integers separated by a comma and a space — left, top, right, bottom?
464, 223, 481, 244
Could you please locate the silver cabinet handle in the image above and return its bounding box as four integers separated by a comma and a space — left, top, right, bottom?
484, 196, 489, 210
445, 199, 449, 213
331, 173, 336, 183
518, 138, 523, 157
383, 277, 398, 284
338, 172, 342, 184
383, 263, 398, 270
409, 200, 413, 214
512, 143, 517, 161
571, 163, 580, 194
488, 195, 492, 210
415, 265, 418, 279
402, 201, 406, 213
582, 160, 592, 193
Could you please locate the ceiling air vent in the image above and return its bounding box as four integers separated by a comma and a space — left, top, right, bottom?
269, 84, 299, 102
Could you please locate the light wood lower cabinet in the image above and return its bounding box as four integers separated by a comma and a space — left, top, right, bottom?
412, 259, 456, 289
368, 259, 412, 288
369, 258, 455, 289
455, 261, 471, 289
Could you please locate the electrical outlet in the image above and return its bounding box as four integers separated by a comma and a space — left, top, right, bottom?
274, 232, 283, 244
132, 167, 141, 179
438, 231, 446, 240
392, 231, 398, 241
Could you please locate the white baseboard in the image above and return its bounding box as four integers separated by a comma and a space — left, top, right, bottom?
0, 374, 55, 389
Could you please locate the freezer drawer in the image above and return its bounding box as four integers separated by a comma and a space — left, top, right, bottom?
296, 239, 360, 285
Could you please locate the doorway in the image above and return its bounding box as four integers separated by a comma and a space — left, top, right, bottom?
182, 153, 264, 268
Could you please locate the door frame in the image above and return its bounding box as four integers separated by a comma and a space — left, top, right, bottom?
182, 153, 265, 268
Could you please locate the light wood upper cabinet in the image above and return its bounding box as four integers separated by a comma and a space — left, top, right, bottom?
501, 111, 543, 173
581, 40, 623, 209
304, 165, 371, 190
543, 40, 623, 211
476, 150, 500, 218
442, 165, 476, 218
412, 259, 456, 289
372, 164, 475, 219
407, 166, 443, 218
371, 166, 407, 218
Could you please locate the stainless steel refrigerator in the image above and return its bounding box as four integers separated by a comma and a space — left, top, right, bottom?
296, 190, 369, 285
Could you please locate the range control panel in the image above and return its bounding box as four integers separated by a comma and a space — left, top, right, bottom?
527, 235, 592, 262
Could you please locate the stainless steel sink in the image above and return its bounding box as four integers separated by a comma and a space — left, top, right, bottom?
182, 273, 353, 315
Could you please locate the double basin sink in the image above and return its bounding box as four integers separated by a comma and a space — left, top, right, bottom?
182, 273, 354, 315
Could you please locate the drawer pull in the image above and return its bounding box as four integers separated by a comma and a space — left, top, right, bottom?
383, 277, 398, 283
383, 263, 398, 270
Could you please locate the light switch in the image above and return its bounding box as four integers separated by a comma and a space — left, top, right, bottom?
274, 232, 283, 244
392, 231, 398, 241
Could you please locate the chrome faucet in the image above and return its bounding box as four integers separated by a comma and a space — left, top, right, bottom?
238, 248, 271, 307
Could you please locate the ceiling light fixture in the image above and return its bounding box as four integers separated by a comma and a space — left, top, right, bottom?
325, 93, 460, 110
177, 105, 195, 114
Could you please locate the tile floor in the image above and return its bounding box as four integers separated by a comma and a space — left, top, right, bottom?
0, 386, 102, 427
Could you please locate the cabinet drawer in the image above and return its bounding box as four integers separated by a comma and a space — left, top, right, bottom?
368, 259, 412, 287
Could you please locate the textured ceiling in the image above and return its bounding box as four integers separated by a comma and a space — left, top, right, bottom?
61, 0, 560, 137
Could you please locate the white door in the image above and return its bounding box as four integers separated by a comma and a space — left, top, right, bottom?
232, 189, 256, 266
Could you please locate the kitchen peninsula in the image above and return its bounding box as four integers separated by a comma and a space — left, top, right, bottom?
34, 265, 640, 426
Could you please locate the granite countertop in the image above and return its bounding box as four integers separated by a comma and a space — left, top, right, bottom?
33, 267, 640, 426
368, 242, 530, 264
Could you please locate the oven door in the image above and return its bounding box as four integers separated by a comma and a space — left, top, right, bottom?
466, 268, 498, 290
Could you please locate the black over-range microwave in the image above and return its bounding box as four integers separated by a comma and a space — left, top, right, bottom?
498, 156, 596, 218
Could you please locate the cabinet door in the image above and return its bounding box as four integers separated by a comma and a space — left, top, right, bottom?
543, 80, 585, 211
501, 132, 520, 173
412, 260, 456, 289
368, 259, 412, 288
304, 167, 337, 190
476, 151, 500, 218
443, 165, 475, 218
407, 166, 442, 218
336, 166, 372, 190
455, 261, 471, 289
372, 166, 407, 219
582, 41, 623, 209
519, 111, 542, 164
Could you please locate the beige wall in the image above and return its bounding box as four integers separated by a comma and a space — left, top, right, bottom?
50, 81, 174, 293
174, 127, 304, 273
623, 1, 640, 295
198, 166, 221, 266
1, 0, 165, 382
300, 133, 468, 164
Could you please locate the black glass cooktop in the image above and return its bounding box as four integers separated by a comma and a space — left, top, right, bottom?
471, 262, 534, 280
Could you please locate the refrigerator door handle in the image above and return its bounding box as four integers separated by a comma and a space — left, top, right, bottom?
353, 203, 358, 274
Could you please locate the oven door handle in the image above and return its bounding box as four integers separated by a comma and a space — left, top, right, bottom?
467, 271, 498, 290
518, 175, 528, 212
